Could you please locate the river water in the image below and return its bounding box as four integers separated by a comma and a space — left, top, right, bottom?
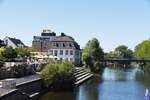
39, 67, 150, 100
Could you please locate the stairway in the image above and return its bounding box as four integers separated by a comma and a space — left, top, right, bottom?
74, 67, 94, 87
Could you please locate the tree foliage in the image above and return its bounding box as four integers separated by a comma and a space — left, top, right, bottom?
82, 38, 104, 72
134, 39, 150, 58
134, 39, 150, 72
106, 45, 133, 59
15, 47, 36, 58
41, 61, 75, 89
0, 47, 36, 61
115, 45, 133, 58
0, 47, 7, 61
2, 47, 17, 60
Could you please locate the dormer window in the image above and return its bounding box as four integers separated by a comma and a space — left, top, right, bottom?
63, 43, 65, 47
69, 43, 72, 47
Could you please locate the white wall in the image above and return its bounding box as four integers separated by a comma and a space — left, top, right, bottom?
48, 49, 81, 64
3, 37, 17, 49
48, 49, 73, 60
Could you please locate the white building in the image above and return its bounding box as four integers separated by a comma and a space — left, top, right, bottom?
3, 37, 26, 49
32, 30, 81, 65
47, 35, 81, 64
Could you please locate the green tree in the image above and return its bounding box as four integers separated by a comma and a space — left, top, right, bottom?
134, 39, 150, 72
0, 47, 7, 61
82, 38, 104, 72
105, 51, 115, 58
15, 48, 28, 58
106, 45, 133, 59
15, 47, 36, 58
2, 47, 17, 61
114, 45, 133, 58
134, 39, 150, 58
27, 47, 36, 52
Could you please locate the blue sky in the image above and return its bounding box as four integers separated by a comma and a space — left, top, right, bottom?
0, 0, 150, 52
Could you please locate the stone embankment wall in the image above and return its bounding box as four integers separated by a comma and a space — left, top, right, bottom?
0, 75, 42, 100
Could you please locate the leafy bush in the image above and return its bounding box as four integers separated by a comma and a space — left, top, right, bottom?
10, 64, 35, 78
15, 47, 36, 58
0, 47, 7, 61
2, 47, 17, 61
0, 63, 36, 79
41, 61, 75, 90
9, 64, 35, 78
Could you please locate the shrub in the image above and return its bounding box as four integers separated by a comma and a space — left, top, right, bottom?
41, 61, 75, 90
10, 64, 35, 78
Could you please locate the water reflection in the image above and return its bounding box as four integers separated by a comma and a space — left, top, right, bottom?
39, 67, 150, 100
75, 76, 101, 100
135, 69, 150, 88
103, 68, 127, 81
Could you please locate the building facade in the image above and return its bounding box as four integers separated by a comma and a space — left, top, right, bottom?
32, 29, 56, 52
32, 29, 81, 64
3, 37, 26, 49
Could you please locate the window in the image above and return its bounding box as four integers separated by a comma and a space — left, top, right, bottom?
49, 50, 53, 55
54, 50, 58, 56
70, 50, 73, 55
60, 50, 63, 55
63, 43, 65, 47
56, 43, 59, 47
69, 43, 72, 47
65, 50, 68, 55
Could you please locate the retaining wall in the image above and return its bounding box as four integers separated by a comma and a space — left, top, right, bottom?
0, 77, 42, 100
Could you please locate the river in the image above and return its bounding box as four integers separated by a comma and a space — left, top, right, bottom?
39, 67, 150, 100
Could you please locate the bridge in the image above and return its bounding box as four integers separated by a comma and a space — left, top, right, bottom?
99, 58, 150, 62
